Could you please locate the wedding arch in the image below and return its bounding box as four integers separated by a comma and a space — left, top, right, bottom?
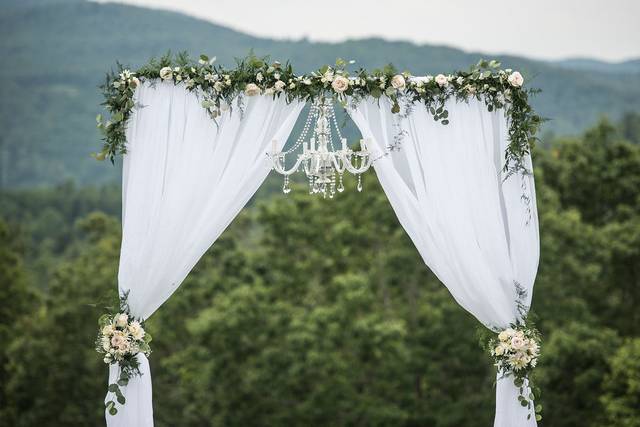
95, 54, 543, 427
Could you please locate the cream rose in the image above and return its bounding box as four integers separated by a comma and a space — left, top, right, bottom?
130, 76, 140, 87
435, 74, 448, 87
331, 75, 349, 93
128, 321, 145, 340
391, 74, 406, 90
508, 71, 524, 87
115, 313, 128, 328
244, 83, 261, 96
274, 80, 286, 91
159, 67, 173, 80
102, 324, 115, 336
498, 330, 510, 342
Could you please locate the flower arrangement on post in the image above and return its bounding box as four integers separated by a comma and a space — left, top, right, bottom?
96, 293, 152, 416
488, 324, 542, 421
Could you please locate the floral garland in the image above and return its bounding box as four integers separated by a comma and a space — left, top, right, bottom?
97, 53, 542, 174
96, 293, 152, 416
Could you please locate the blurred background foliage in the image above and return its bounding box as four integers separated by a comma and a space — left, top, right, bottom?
1, 0, 640, 426
1, 117, 640, 426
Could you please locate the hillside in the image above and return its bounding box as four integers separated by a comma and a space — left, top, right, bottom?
1, 0, 640, 187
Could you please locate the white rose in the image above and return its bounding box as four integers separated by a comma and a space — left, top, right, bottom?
435, 74, 448, 87
102, 324, 115, 336
244, 83, 261, 96
115, 313, 128, 328
507, 71, 524, 87
390, 74, 406, 90
128, 321, 145, 340
103, 356, 111, 364
331, 75, 349, 93
274, 80, 286, 91
130, 77, 140, 87
494, 344, 505, 356
159, 66, 173, 80
264, 87, 275, 95
498, 330, 510, 342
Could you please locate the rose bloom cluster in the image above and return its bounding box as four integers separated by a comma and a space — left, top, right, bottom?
491, 327, 540, 371
97, 313, 150, 364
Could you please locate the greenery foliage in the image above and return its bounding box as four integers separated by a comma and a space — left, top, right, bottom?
98, 53, 542, 175
1, 116, 639, 426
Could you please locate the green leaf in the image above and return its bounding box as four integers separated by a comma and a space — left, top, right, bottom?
117, 378, 129, 386
391, 102, 400, 114
535, 404, 542, 413
520, 400, 529, 407
536, 414, 542, 421
109, 407, 118, 416
108, 384, 119, 393
370, 87, 382, 99
199, 54, 209, 63
441, 120, 449, 125
117, 394, 126, 405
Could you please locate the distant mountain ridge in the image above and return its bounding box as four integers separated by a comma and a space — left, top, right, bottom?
1, 0, 640, 187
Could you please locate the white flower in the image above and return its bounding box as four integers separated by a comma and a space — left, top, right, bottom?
321, 70, 335, 83
498, 330, 510, 342
274, 80, 286, 91
103, 356, 111, 364
115, 313, 128, 328
435, 74, 448, 87
331, 75, 349, 93
264, 87, 275, 95
175, 74, 182, 82
204, 73, 216, 83
119, 69, 132, 80
456, 76, 464, 85
185, 78, 195, 88
507, 71, 524, 87
102, 324, 115, 336
273, 72, 281, 80
213, 81, 223, 92
159, 67, 173, 80
466, 85, 477, 94
391, 74, 406, 90
173, 67, 181, 72
101, 336, 111, 351
288, 82, 296, 89
494, 343, 508, 356
302, 78, 312, 85
128, 321, 145, 340
244, 83, 261, 96
256, 72, 264, 82
508, 352, 529, 370
130, 77, 140, 87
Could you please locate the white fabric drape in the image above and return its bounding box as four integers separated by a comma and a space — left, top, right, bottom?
347, 96, 539, 427
105, 81, 304, 426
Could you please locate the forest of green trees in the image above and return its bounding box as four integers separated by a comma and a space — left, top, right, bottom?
1, 114, 639, 426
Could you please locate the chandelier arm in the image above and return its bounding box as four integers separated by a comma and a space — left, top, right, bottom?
271, 154, 306, 176
341, 153, 372, 174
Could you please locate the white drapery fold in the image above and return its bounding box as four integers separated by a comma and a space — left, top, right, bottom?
105, 81, 304, 426
347, 96, 539, 427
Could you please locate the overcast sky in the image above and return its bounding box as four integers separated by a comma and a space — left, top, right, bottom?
99, 0, 640, 62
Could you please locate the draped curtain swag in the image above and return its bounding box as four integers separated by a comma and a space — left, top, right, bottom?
107, 82, 539, 427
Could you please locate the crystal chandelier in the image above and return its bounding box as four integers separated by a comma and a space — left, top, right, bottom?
269, 97, 373, 198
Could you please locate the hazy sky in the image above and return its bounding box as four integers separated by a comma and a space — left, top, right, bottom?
99, 0, 640, 61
